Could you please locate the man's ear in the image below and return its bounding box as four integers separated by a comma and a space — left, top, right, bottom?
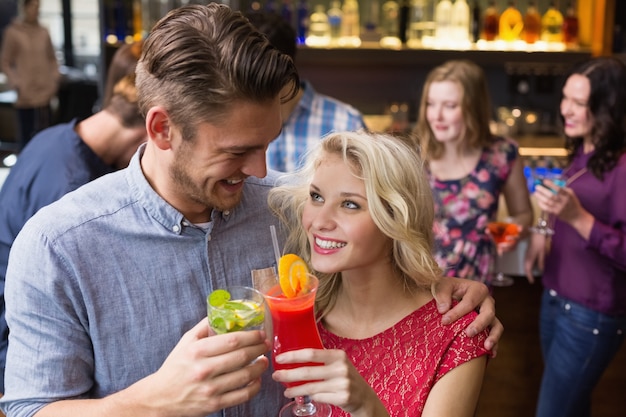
146, 107, 172, 150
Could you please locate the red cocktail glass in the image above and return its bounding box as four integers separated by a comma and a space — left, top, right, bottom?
264, 274, 331, 417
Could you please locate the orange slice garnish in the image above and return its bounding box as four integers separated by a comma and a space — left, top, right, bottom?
278, 254, 309, 298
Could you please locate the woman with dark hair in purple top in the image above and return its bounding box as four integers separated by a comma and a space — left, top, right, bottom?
525, 56, 626, 417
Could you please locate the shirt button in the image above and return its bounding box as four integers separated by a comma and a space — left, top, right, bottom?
549, 289, 557, 297
564, 303, 571, 310
172, 225, 180, 233
223, 210, 230, 216
593, 329, 599, 335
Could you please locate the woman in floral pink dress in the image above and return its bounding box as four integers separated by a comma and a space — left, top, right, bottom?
415, 60, 533, 285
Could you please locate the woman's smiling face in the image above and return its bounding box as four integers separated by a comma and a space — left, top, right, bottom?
560, 73, 594, 141
301, 152, 391, 275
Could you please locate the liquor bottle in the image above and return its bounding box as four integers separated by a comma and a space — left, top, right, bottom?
451, 0, 470, 43
131, 0, 143, 41
482, 1, 499, 41
398, 0, 411, 44
306, 4, 330, 46
470, 0, 481, 42
523, 1, 541, 44
499, 1, 523, 42
407, 0, 435, 48
380, 0, 401, 47
265, 0, 278, 14
434, 0, 452, 42
281, 0, 295, 30
327, 0, 343, 45
340, 0, 361, 47
362, 0, 380, 38
562, 2, 579, 46
296, 0, 309, 45
541, 1, 563, 43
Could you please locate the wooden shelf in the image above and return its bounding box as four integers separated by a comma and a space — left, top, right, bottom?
296, 45, 593, 69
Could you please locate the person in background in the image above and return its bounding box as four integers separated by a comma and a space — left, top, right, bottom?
0, 5, 500, 417
414, 59, 533, 286
101, 40, 143, 109
0, 0, 60, 151
245, 10, 367, 172
268, 130, 490, 416
0, 72, 146, 394
524, 56, 626, 417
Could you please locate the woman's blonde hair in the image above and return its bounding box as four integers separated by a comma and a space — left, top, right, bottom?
414, 59, 494, 160
268, 130, 442, 317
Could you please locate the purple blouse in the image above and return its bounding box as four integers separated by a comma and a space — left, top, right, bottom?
543, 149, 626, 316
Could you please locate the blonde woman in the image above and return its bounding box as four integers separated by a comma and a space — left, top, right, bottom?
268, 131, 490, 417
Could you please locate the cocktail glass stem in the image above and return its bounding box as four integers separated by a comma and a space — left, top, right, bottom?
492, 245, 514, 287
279, 395, 331, 417
491, 271, 515, 287
486, 220, 517, 287
530, 213, 555, 236
294, 396, 316, 416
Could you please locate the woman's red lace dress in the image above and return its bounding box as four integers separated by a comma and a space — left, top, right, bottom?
318, 299, 490, 416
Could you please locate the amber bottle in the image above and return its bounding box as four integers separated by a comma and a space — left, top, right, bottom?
523, 1, 541, 44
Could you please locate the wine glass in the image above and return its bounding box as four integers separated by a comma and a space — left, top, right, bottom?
529, 169, 566, 236
486, 220, 521, 287
263, 274, 331, 417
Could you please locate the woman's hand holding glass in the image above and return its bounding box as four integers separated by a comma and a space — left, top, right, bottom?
525, 180, 592, 283
531, 176, 566, 235
272, 348, 390, 417
532, 179, 594, 242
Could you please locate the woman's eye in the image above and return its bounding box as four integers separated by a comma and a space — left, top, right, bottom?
310, 192, 323, 202
342, 200, 360, 210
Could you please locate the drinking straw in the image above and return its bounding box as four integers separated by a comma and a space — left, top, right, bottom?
270, 225, 281, 269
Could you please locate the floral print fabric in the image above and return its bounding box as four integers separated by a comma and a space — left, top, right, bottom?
430, 136, 518, 284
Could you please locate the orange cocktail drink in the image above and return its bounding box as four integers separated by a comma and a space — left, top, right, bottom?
486, 221, 520, 245
264, 274, 324, 388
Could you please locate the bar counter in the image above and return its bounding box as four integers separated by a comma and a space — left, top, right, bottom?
515, 134, 567, 157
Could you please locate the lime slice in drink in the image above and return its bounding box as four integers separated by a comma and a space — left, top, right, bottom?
208, 289, 231, 307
